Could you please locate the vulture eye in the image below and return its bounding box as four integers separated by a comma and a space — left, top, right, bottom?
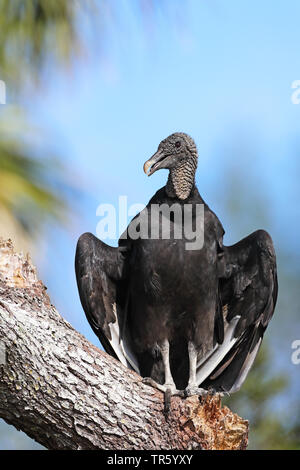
175, 141, 181, 148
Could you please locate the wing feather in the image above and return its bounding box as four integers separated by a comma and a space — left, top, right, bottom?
75, 232, 140, 373
198, 229, 277, 392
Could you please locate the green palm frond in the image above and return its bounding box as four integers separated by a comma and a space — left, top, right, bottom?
0, 107, 71, 237
0, 0, 87, 86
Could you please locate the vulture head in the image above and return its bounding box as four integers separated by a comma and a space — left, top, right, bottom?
144, 132, 198, 200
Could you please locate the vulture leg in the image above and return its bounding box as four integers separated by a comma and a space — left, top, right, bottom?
184, 341, 206, 397
160, 339, 177, 392
142, 339, 184, 413
142, 339, 183, 394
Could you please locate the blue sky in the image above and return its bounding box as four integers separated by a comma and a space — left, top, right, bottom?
26, 0, 300, 333
2, 0, 300, 449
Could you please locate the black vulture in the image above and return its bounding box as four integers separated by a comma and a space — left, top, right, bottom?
75, 132, 278, 406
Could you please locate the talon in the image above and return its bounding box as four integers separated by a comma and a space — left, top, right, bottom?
207, 387, 218, 397
142, 377, 155, 386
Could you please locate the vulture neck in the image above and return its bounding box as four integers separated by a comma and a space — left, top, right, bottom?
165, 157, 198, 201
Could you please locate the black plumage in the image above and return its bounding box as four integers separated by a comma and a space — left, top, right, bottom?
75, 132, 277, 400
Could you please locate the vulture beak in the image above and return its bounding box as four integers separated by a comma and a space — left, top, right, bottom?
143, 149, 167, 176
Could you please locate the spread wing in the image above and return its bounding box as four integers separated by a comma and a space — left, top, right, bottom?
75, 232, 140, 373
197, 229, 278, 393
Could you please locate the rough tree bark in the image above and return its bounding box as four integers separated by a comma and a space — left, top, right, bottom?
0, 239, 248, 450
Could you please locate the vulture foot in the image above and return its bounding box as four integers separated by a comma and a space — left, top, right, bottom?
142, 377, 184, 396
142, 377, 184, 415
184, 385, 207, 397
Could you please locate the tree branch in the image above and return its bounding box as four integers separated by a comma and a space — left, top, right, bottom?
0, 239, 248, 450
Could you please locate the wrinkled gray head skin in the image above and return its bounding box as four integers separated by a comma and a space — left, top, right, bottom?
144, 132, 198, 176
144, 132, 198, 200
